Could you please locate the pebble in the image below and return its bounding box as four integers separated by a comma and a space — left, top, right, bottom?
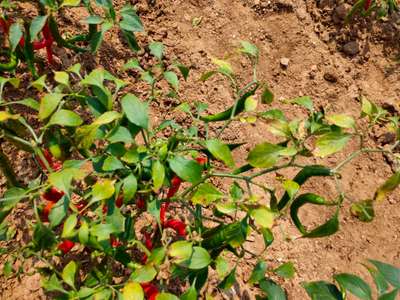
332, 3, 351, 23
280, 57, 290, 68
343, 41, 359, 56
324, 72, 338, 83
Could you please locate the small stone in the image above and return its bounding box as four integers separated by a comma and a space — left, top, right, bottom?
280, 57, 289, 68
320, 31, 330, 42
332, 4, 351, 23
342, 41, 359, 56
324, 72, 338, 83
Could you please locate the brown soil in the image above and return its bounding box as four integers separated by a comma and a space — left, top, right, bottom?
1, 0, 400, 299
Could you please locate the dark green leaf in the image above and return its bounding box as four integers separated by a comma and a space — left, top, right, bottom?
30, 15, 48, 41
121, 93, 149, 130
379, 289, 399, 300
302, 281, 343, 300
49, 196, 68, 228
248, 261, 267, 284
218, 267, 236, 290
261, 227, 274, 248
103, 156, 124, 171
274, 262, 295, 279
259, 279, 287, 300
333, 273, 372, 300
368, 260, 400, 288
261, 85, 274, 104
168, 156, 202, 183
123, 174, 137, 202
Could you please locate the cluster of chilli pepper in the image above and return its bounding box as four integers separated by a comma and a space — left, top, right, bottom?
36, 148, 207, 299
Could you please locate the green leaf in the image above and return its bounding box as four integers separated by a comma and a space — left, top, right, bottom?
121, 94, 149, 130
122, 282, 144, 300
62, 260, 77, 288
30, 75, 47, 92
30, 15, 48, 41
108, 126, 133, 144
239, 41, 258, 58
379, 289, 399, 300
333, 273, 372, 300
61, 213, 78, 239
168, 156, 202, 183
149, 42, 164, 60
78, 220, 89, 245
2, 260, 12, 277
289, 96, 313, 111
90, 223, 115, 241
274, 262, 295, 279
374, 172, 400, 202
156, 293, 179, 300
259, 279, 287, 300
32, 223, 56, 250
14, 98, 39, 110
248, 261, 267, 284
120, 5, 144, 32
39, 93, 65, 120
152, 160, 165, 191
147, 247, 166, 265
247, 142, 283, 168
61, 0, 80, 6
363, 264, 389, 296
188, 247, 211, 270
123, 174, 137, 202
123, 59, 143, 71
9, 23, 23, 52
103, 156, 124, 171
212, 58, 233, 75
130, 264, 157, 283
169, 241, 193, 262
250, 206, 275, 228
215, 256, 230, 279
93, 111, 121, 125
90, 21, 112, 53
350, 200, 374, 222
192, 183, 223, 205
92, 179, 115, 201
180, 283, 197, 300
48, 109, 83, 127
164, 71, 179, 91
42, 274, 67, 293
326, 114, 356, 129
261, 227, 274, 248
205, 139, 235, 168
218, 267, 236, 290
368, 260, 400, 288
175, 63, 190, 81
49, 197, 68, 228
314, 132, 351, 157
84, 15, 103, 24
261, 85, 274, 104
54, 71, 70, 87
302, 281, 343, 300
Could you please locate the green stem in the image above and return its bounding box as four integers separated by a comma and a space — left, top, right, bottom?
332, 148, 390, 173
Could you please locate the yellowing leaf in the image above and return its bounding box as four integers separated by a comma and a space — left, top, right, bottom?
326, 114, 356, 129
0, 111, 19, 122
250, 206, 275, 228
122, 282, 144, 300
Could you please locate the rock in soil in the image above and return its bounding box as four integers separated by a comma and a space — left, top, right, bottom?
342, 41, 360, 56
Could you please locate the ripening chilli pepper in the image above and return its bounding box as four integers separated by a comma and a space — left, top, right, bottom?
41, 201, 55, 222
58, 240, 75, 254
364, 0, 372, 10
196, 156, 208, 166
166, 176, 182, 199
42, 187, 64, 203
160, 202, 170, 225
136, 197, 146, 210
164, 219, 187, 237
141, 283, 159, 300
37, 149, 62, 172
110, 236, 122, 248
115, 195, 123, 208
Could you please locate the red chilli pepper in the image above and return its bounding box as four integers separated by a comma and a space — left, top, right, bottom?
166, 176, 182, 199
41, 201, 55, 222
110, 236, 122, 248
141, 283, 159, 300
42, 187, 64, 203
164, 219, 187, 237
136, 197, 146, 210
115, 195, 123, 208
364, 0, 372, 10
160, 202, 170, 225
42, 23, 54, 64
75, 200, 87, 212
196, 156, 208, 166
37, 149, 62, 172
58, 240, 75, 254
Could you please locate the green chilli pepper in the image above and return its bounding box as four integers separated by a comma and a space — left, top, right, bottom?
202, 218, 248, 250
200, 83, 259, 122
277, 165, 332, 211
290, 193, 339, 238
0, 49, 18, 71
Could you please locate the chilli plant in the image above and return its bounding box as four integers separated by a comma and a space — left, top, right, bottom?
0, 41, 399, 299
0, 0, 143, 77
346, 0, 399, 21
